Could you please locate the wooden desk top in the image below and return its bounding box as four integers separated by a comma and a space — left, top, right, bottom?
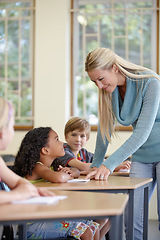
111, 172, 129, 177
0, 191, 128, 222
33, 176, 152, 191
6, 161, 129, 176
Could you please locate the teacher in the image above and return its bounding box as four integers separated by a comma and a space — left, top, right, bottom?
85, 47, 160, 240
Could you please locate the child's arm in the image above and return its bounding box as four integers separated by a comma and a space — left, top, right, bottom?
113, 160, 131, 172
34, 164, 73, 183
70, 167, 80, 178
68, 159, 92, 171
52, 147, 93, 172
58, 165, 80, 178
0, 157, 54, 204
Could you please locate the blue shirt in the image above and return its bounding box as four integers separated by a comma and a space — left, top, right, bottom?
52, 143, 93, 170
91, 73, 160, 173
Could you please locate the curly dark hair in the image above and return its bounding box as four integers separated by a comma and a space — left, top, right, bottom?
13, 127, 52, 177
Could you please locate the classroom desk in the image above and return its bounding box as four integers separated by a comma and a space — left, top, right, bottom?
0, 190, 128, 240
6, 161, 14, 167
5, 161, 14, 170
111, 171, 130, 177
33, 176, 152, 240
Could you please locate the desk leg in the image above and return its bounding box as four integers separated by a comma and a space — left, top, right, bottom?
109, 214, 123, 240
18, 224, 27, 240
143, 186, 149, 240
127, 190, 134, 240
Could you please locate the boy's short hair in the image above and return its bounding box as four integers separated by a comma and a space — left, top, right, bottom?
65, 117, 90, 140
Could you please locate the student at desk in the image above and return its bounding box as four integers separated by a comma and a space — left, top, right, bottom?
52, 117, 131, 173
85, 47, 160, 240
0, 97, 56, 239
13, 127, 110, 239
0, 99, 54, 203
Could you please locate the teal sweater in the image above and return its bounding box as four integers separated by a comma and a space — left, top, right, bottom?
91, 73, 160, 173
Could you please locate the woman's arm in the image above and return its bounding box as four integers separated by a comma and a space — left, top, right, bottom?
86, 80, 160, 180
90, 124, 109, 168
103, 80, 160, 173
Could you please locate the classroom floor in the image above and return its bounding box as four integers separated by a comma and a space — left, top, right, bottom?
148, 220, 160, 240
103, 219, 160, 240
1, 220, 158, 240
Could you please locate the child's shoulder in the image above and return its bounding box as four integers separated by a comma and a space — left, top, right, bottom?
63, 143, 73, 153
80, 147, 90, 153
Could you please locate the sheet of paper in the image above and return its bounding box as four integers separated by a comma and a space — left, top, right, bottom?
67, 178, 90, 183
12, 195, 67, 205
118, 169, 130, 172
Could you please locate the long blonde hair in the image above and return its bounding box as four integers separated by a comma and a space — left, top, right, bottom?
85, 48, 160, 142
0, 97, 13, 130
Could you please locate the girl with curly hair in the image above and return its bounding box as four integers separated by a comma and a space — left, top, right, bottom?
13, 127, 103, 240
13, 127, 80, 183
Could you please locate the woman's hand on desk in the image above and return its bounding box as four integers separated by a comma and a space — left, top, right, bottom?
85, 165, 111, 181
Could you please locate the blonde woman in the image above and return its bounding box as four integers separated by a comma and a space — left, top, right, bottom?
85, 48, 160, 240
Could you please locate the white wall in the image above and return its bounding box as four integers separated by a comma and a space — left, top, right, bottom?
0, 0, 157, 220
0, 0, 71, 155
34, 0, 71, 133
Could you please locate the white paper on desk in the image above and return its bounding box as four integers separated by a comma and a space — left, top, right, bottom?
67, 178, 90, 183
118, 169, 130, 172
12, 195, 67, 205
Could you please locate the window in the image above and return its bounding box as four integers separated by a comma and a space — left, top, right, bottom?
0, 0, 34, 129
71, 0, 159, 129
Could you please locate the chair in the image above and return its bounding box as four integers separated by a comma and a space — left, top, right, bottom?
1, 155, 15, 170
1, 155, 15, 162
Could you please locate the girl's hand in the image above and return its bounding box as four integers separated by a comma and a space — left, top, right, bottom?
85, 165, 110, 181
